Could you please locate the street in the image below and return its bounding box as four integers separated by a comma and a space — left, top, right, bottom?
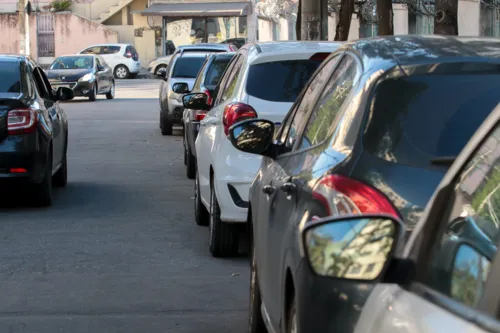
0, 80, 249, 332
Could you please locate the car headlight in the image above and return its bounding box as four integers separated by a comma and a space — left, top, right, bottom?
79, 73, 95, 82
169, 90, 178, 100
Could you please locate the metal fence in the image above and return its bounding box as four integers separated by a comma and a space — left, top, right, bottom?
37, 13, 55, 57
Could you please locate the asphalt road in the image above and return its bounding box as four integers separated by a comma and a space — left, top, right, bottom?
0, 79, 249, 332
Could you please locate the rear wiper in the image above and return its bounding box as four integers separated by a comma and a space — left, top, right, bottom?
430, 156, 457, 166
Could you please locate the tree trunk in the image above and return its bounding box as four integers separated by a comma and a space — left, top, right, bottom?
334, 0, 354, 41
434, 0, 458, 35
377, 0, 394, 35
296, 0, 302, 40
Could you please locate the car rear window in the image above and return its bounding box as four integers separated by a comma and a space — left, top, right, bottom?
363, 73, 500, 169
204, 56, 233, 87
0, 61, 21, 93
246, 59, 324, 102
172, 56, 206, 78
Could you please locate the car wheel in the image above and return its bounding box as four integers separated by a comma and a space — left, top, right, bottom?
33, 150, 53, 207
287, 298, 297, 333
194, 169, 209, 226
106, 81, 115, 100
248, 239, 267, 333
186, 145, 195, 179
155, 65, 167, 76
209, 176, 239, 257
53, 142, 68, 187
114, 65, 129, 79
160, 112, 173, 136
183, 135, 187, 166
89, 84, 97, 101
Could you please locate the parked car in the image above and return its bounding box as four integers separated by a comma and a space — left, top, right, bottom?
227, 36, 500, 333
183, 41, 342, 257
148, 43, 234, 77
349, 103, 500, 333
46, 54, 115, 101
78, 43, 141, 79
0, 54, 74, 206
220, 38, 247, 49
159, 51, 211, 135
182, 52, 236, 179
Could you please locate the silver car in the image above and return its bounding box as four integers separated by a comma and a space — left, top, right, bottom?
158, 51, 211, 135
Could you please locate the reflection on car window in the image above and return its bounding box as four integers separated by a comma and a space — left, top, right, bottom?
298, 56, 357, 149
0, 61, 21, 93
205, 57, 232, 87
423, 123, 500, 309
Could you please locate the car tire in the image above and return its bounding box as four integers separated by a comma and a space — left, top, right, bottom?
89, 84, 97, 101
53, 142, 68, 188
209, 176, 239, 257
186, 145, 195, 179
33, 150, 53, 207
155, 65, 167, 76
114, 65, 129, 79
194, 169, 209, 226
106, 81, 115, 100
248, 239, 267, 333
160, 112, 173, 136
287, 297, 297, 333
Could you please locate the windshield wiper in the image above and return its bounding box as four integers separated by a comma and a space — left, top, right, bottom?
430, 156, 456, 166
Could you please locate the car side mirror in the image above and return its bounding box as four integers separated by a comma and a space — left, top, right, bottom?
182, 93, 210, 111
97, 66, 104, 72
302, 214, 405, 282
228, 119, 275, 157
56, 87, 74, 101
172, 82, 189, 94
156, 67, 167, 78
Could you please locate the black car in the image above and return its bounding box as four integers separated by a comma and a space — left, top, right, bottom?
220, 38, 247, 49
46, 55, 115, 101
181, 52, 235, 179
0, 54, 73, 206
228, 36, 500, 333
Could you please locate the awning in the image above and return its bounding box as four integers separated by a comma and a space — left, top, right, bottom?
140, 1, 251, 17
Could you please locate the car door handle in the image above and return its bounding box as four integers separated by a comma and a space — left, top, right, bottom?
262, 185, 275, 195
280, 182, 296, 193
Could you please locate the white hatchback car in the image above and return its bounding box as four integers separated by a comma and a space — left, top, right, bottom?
184, 41, 342, 257
78, 43, 141, 79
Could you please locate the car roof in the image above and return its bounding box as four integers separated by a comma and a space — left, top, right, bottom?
178, 51, 215, 58
244, 41, 343, 64
178, 43, 230, 50
343, 35, 500, 71
85, 44, 129, 47
0, 54, 24, 62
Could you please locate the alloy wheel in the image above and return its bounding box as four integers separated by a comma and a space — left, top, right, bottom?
116, 67, 127, 79
110, 83, 115, 97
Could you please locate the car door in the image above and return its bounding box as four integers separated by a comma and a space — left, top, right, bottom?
100, 45, 122, 72
32, 66, 63, 169
196, 54, 243, 204
98, 55, 114, 83
258, 53, 347, 324
355, 120, 500, 333
94, 57, 109, 92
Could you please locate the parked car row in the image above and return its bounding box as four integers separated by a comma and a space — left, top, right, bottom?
158, 35, 500, 333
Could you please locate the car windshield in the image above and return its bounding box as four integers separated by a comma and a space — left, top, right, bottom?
246, 59, 324, 102
50, 56, 94, 70
204, 57, 233, 87
172, 57, 207, 78
363, 73, 500, 169
0, 61, 21, 93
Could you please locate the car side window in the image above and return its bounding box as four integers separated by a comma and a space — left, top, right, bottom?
422, 123, 500, 310
82, 46, 101, 55
281, 54, 341, 151
213, 55, 239, 106
219, 55, 243, 103
102, 46, 121, 54
32, 67, 52, 100
297, 55, 358, 150
95, 57, 102, 69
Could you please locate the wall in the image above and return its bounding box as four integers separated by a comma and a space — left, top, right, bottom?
53, 12, 118, 55
258, 17, 273, 41
458, 0, 480, 35
0, 14, 38, 58
107, 24, 135, 43
133, 29, 156, 65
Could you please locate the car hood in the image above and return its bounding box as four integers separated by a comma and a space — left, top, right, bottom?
46, 69, 93, 82
150, 56, 171, 67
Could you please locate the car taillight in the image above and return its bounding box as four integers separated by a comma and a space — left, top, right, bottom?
202, 88, 213, 106
124, 51, 133, 58
312, 174, 400, 219
195, 110, 206, 121
7, 109, 37, 135
309, 52, 331, 61
222, 102, 258, 136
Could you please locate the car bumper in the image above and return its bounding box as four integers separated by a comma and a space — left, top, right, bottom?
294, 259, 374, 333
185, 120, 200, 156
130, 61, 141, 74
167, 99, 184, 125
0, 133, 48, 183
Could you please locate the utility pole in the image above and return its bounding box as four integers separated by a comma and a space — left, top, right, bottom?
247, 0, 258, 43
300, 0, 322, 40
17, 0, 30, 55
